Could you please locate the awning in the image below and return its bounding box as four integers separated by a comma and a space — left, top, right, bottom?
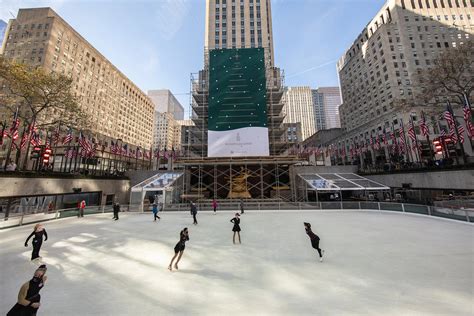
298, 173, 390, 191
131, 172, 183, 192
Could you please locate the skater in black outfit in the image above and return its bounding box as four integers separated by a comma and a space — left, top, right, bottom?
168, 228, 189, 271
230, 213, 241, 244
113, 202, 120, 220
7, 264, 47, 316
190, 202, 198, 225
25, 224, 48, 261
304, 222, 324, 262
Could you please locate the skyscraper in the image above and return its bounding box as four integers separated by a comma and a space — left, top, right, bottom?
0, 8, 154, 148
205, 0, 275, 66
334, 0, 473, 166
312, 87, 342, 131
148, 89, 184, 120
283, 86, 316, 141
189, 0, 286, 157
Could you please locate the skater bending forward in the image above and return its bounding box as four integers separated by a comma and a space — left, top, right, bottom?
25, 224, 48, 261
7, 264, 47, 316
230, 213, 241, 244
304, 222, 324, 262
169, 228, 189, 271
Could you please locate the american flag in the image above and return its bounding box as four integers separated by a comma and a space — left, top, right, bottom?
52, 124, 61, 145
30, 132, 40, 146
399, 120, 406, 150
382, 130, 388, 145
136, 147, 142, 158
457, 125, 465, 144
78, 132, 92, 154
9, 109, 20, 141
66, 148, 76, 159
63, 127, 73, 144
375, 136, 381, 150
408, 120, 417, 142
443, 109, 455, 127
462, 98, 473, 138
369, 136, 374, 149
110, 141, 117, 154
419, 112, 429, 137
122, 144, 128, 156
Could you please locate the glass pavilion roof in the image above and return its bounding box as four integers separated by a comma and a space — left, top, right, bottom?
131, 172, 183, 192
299, 173, 390, 191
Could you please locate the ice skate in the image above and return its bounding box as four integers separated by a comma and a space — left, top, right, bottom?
174, 264, 179, 270
319, 257, 323, 262
168, 265, 172, 271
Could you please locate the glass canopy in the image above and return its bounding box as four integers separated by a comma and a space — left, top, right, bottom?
299, 173, 390, 191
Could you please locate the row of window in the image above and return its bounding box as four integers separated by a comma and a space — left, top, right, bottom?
401, 0, 472, 10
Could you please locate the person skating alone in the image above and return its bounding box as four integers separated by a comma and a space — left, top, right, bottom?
239, 199, 244, 214
152, 202, 161, 221
113, 202, 120, 220
212, 199, 218, 214
168, 228, 189, 271
191, 202, 198, 225
7, 264, 47, 316
304, 222, 324, 262
25, 224, 48, 261
230, 213, 241, 244
78, 199, 86, 218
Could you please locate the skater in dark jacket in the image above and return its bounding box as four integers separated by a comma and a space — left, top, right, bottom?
113, 202, 120, 220
304, 222, 324, 262
230, 213, 241, 244
190, 202, 198, 225
7, 264, 47, 316
168, 228, 189, 271
24, 224, 48, 261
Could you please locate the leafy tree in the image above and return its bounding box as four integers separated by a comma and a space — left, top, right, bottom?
0, 56, 90, 131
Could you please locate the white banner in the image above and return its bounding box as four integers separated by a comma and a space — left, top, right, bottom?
208, 127, 269, 157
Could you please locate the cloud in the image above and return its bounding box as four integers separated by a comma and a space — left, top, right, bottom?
154, 0, 191, 41
286, 59, 338, 79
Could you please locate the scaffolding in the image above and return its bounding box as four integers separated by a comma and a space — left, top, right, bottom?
185, 47, 288, 158
175, 156, 302, 201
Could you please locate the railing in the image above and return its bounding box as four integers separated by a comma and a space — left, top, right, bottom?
2, 201, 472, 230
0, 204, 139, 230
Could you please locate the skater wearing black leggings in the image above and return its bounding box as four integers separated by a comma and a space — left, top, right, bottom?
168, 228, 189, 271
304, 222, 324, 262
25, 224, 48, 261
230, 213, 241, 244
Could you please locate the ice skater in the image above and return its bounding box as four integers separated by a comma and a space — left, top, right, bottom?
152, 202, 161, 221
7, 264, 47, 316
304, 222, 324, 262
168, 228, 189, 271
239, 199, 244, 214
78, 199, 86, 217
24, 224, 48, 261
190, 202, 198, 225
212, 199, 218, 214
230, 213, 241, 244
112, 202, 120, 220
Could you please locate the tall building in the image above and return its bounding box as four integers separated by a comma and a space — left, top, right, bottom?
205, 0, 275, 66
0, 20, 7, 47
153, 112, 176, 150
148, 89, 184, 120
189, 0, 285, 157
312, 87, 342, 131
0, 8, 154, 148
283, 86, 316, 141
335, 0, 473, 166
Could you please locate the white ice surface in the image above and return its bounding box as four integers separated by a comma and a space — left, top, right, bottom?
0, 210, 473, 316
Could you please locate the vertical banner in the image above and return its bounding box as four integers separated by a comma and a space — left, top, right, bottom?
208, 48, 269, 157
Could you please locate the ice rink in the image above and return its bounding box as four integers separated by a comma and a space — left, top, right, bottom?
1, 210, 473, 315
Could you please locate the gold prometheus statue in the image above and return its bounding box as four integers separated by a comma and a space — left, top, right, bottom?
226, 167, 253, 199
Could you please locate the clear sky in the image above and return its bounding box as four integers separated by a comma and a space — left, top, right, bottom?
1, 0, 386, 117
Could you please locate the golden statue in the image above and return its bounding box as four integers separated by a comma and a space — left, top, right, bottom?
227, 167, 253, 199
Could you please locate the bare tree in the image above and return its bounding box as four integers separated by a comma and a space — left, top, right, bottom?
395, 40, 473, 115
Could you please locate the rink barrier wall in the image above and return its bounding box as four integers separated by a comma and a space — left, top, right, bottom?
1, 202, 472, 230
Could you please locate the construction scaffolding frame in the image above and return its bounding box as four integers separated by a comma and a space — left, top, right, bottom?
175, 156, 301, 201
185, 47, 288, 158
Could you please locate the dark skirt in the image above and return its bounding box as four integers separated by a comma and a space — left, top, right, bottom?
232, 225, 241, 232
174, 242, 185, 253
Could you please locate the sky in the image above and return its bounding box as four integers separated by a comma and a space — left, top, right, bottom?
0, 0, 387, 117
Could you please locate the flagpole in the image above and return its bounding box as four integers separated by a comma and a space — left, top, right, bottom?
448, 101, 466, 163
462, 92, 473, 148
400, 118, 412, 164
4, 107, 18, 171
22, 116, 36, 170
409, 115, 421, 164
422, 111, 434, 161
